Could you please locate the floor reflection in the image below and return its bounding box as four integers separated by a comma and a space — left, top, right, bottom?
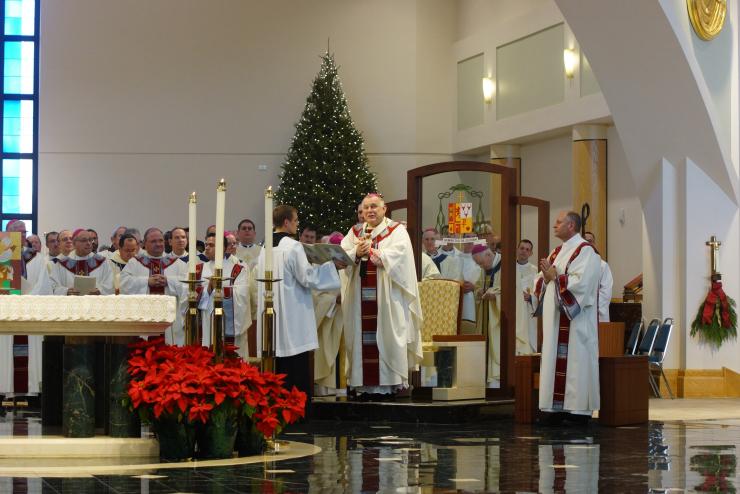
0, 411, 739, 492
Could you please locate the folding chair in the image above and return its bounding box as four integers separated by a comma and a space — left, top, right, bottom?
649, 318, 675, 399
625, 319, 644, 355
636, 318, 661, 396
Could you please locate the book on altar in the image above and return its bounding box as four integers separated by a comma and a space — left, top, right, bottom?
74, 275, 97, 295
302, 243, 353, 265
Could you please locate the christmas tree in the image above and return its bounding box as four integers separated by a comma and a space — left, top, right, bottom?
275, 52, 377, 234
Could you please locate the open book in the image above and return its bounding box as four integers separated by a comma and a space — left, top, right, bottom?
74, 275, 97, 295
302, 243, 353, 265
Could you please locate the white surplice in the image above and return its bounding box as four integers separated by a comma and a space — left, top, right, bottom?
440, 251, 481, 322
199, 255, 251, 359
119, 254, 188, 345
597, 260, 614, 322
256, 236, 340, 357
420, 252, 440, 281
531, 233, 602, 413
341, 218, 423, 392
516, 261, 538, 354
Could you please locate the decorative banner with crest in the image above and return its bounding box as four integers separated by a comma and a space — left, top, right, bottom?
447, 202, 473, 234
0, 232, 22, 295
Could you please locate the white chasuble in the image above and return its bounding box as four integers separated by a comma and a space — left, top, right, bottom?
235, 243, 262, 270
199, 256, 251, 359
597, 260, 614, 322
420, 252, 440, 281
476, 252, 502, 386
119, 255, 188, 345
516, 261, 538, 354
312, 288, 342, 388
256, 236, 340, 358
341, 218, 423, 391
531, 233, 601, 413
50, 253, 114, 296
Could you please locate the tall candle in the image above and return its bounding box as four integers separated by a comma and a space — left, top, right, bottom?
188, 192, 197, 274
264, 186, 273, 275
215, 179, 226, 270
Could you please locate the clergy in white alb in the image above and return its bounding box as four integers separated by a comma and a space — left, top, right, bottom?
256, 206, 342, 412
583, 232, 614, 322
119, 228, 188, 345
531, 211, 602, 419
472, 244, 502, 387
199, 234, 251, 359
440, 233, 482, 329
0, 220, 53, 398
108, 233, 139, 294
341, 193, 423, 397
235, 219, 262, 269
515, 239, 538, 354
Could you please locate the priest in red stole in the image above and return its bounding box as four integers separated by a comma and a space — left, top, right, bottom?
341, 193, 422, 399
531, 211, 601, 424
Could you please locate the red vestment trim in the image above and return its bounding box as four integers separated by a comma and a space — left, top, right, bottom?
360, 262, 380, 386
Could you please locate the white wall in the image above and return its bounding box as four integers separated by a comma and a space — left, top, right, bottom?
38, 0, 455, 239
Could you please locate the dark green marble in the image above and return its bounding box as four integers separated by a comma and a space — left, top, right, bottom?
108, 343, 140, 437
62, 343, 95, 438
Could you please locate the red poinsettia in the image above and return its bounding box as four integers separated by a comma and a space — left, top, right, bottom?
126, 339, 306, 438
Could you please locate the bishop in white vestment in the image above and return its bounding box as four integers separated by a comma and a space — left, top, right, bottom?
341, 194, 423, 396
472, 245, 501, 387
119, 228, 188, 345
531, 211, 601, 420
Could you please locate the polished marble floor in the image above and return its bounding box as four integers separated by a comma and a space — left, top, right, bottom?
0, 403, 739, 493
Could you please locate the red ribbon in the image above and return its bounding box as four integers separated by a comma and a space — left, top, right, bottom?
702, 281, 731, 328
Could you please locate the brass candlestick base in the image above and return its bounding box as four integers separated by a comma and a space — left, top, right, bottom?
256, 270, 281, 373
181, 272, 204, 346
211, 268, 225, 362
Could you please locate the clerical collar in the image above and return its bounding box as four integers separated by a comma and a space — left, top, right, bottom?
273, 232, 293, 245
241, 243, 254, 248
517, 260, 529, 265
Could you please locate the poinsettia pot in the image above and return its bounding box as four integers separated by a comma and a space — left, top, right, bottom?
236, 416, 266, 456
195, 404, 238, 459
153, 416, 196, 461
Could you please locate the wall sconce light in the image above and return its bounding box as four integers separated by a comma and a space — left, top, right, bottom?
563, 48, 577, 79
482, 77, 494, 104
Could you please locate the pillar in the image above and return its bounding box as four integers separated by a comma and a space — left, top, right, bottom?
572, 124, 607, 257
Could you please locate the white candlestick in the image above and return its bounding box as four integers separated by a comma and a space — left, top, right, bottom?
264, 186, 273, 275
215, 179, 226, 270
188, 192, 197, 274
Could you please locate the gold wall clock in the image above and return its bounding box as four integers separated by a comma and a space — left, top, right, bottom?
687, 0, 727, 40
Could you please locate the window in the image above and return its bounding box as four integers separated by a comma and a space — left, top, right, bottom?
0, 0, 38, 233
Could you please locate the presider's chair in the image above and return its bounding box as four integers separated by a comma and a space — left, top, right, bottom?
649, 318, 675, 399
416, 278, 486, 400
